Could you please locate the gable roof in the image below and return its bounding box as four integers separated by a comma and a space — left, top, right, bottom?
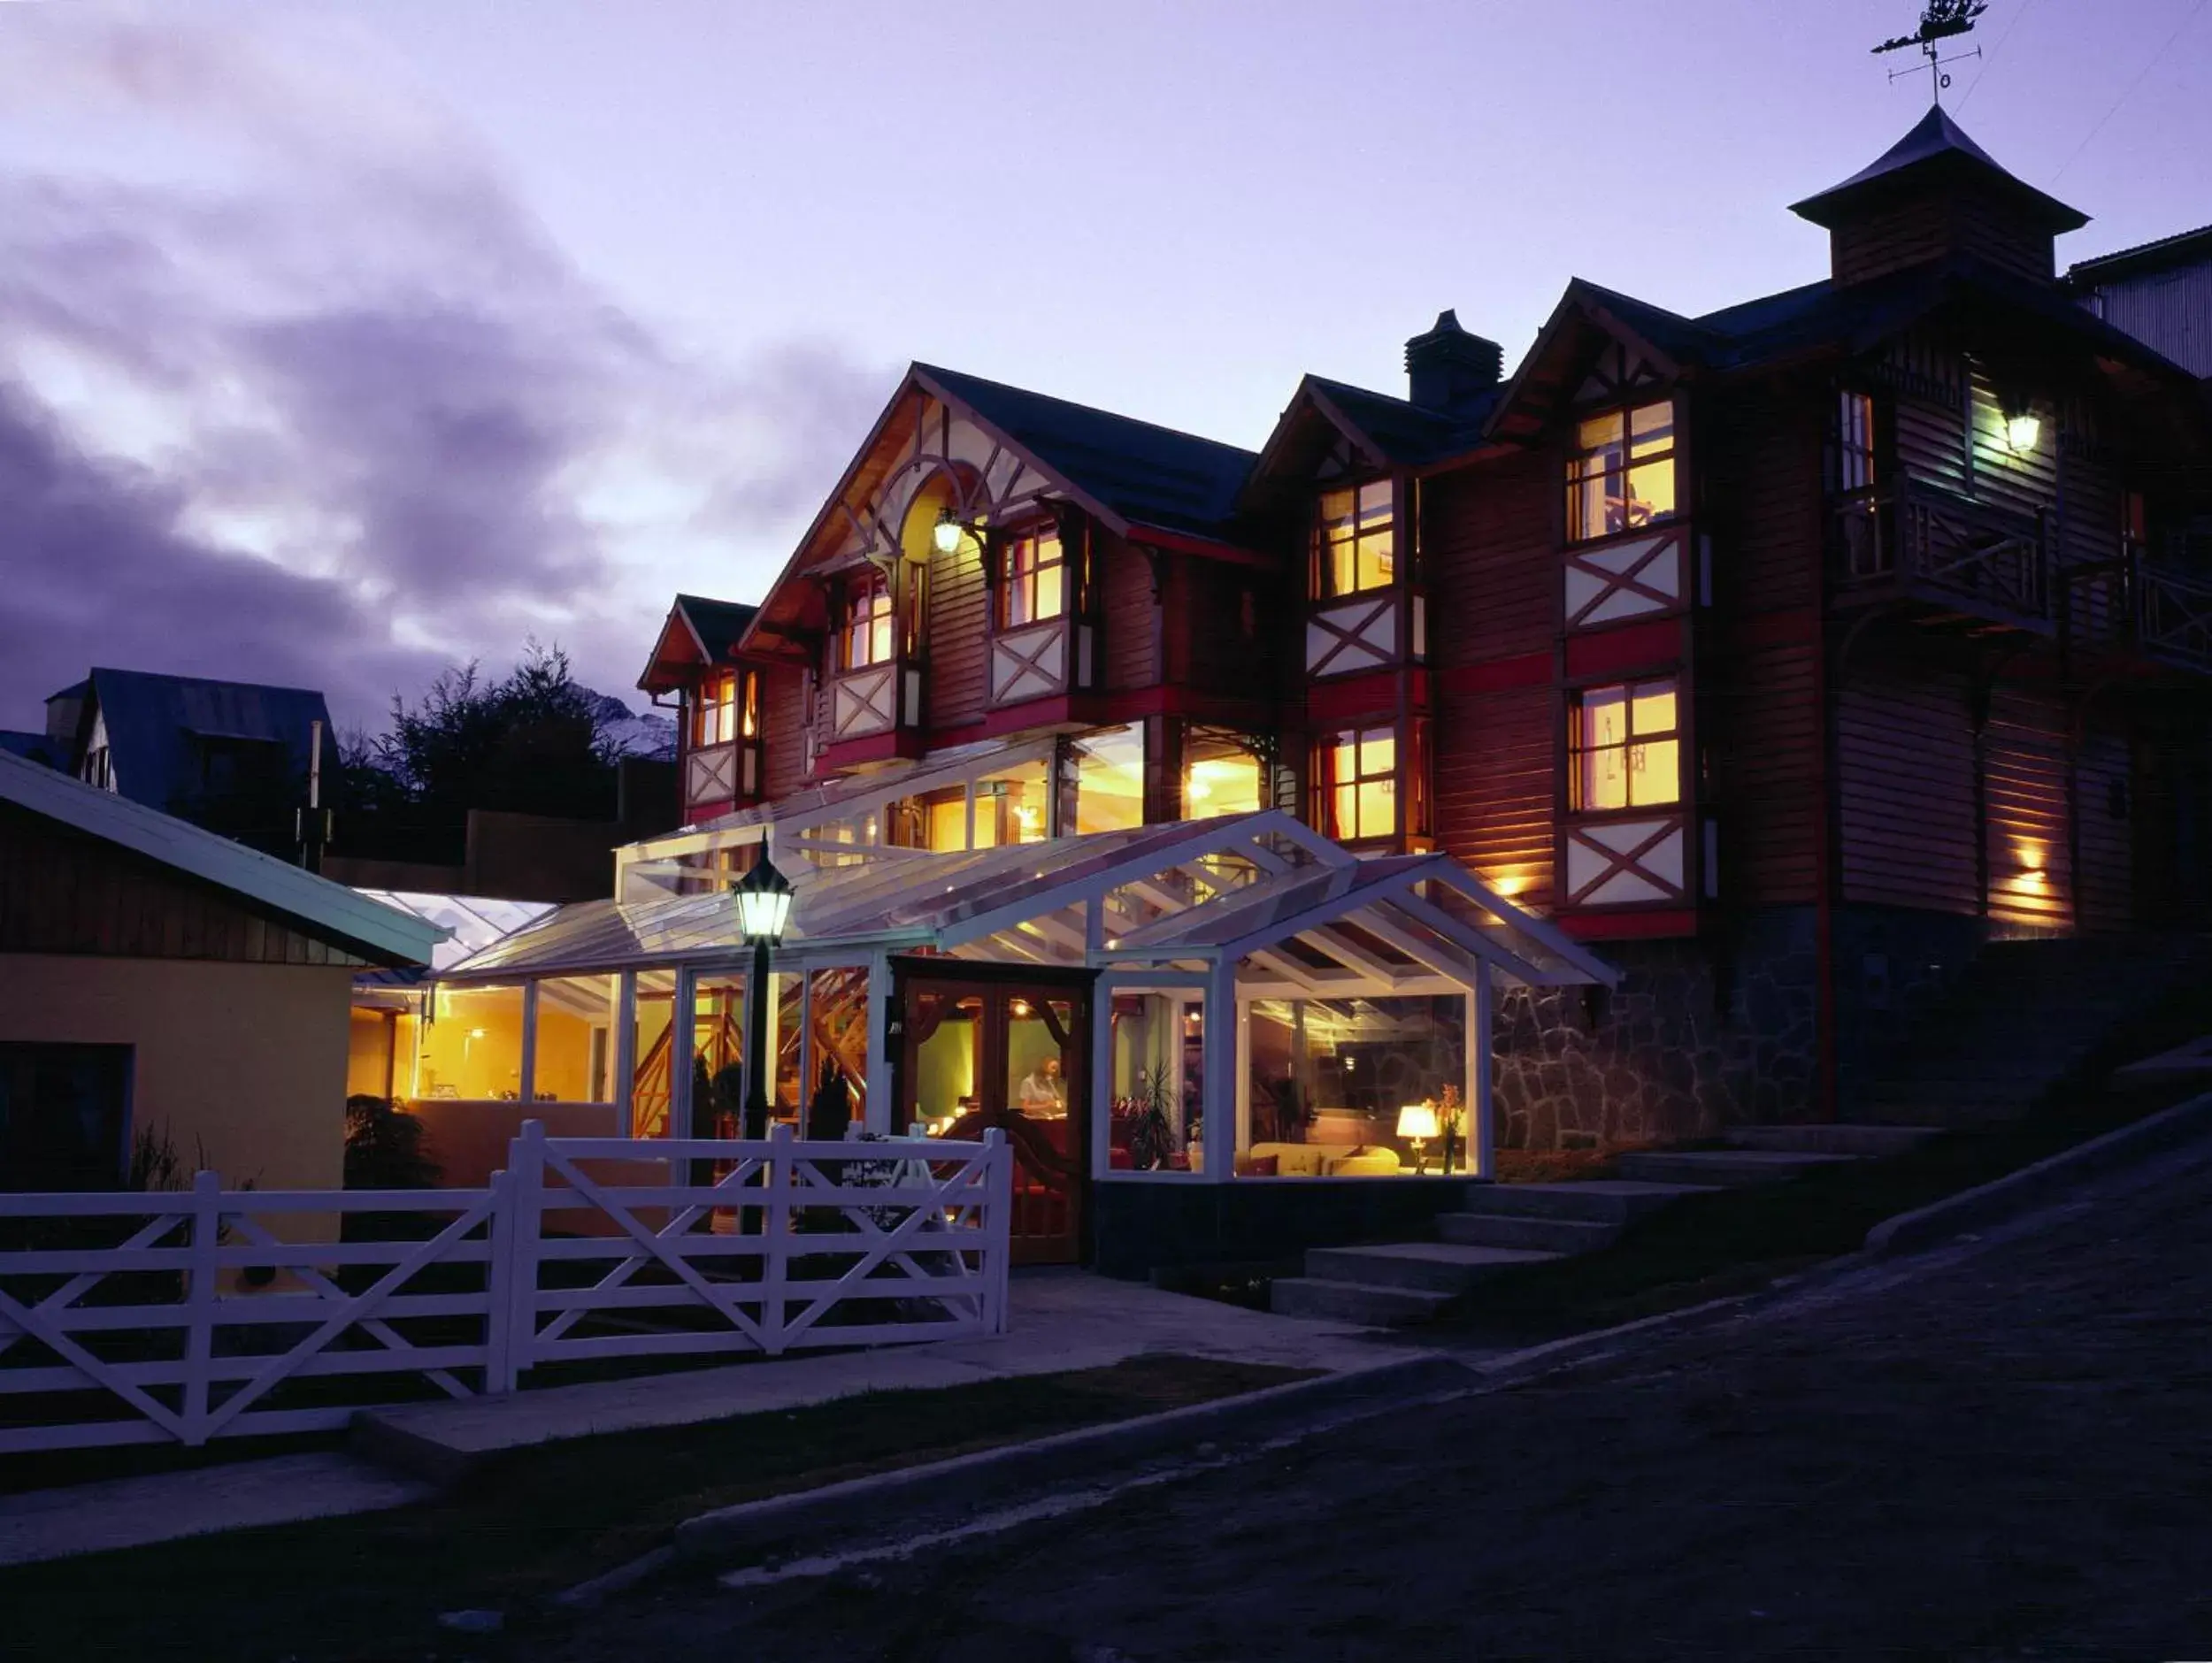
1791, 106, 2087, 233
637, 594, 760, 694
0, 747, 439, 967
73, 668, 332, 811
2067, 222, 2212, 288
913, 364, 1256, 538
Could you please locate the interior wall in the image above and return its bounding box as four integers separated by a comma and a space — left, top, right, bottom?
0, 953, 355, 1191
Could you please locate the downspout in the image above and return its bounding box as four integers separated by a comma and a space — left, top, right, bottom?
1814, 612, 1839, 1124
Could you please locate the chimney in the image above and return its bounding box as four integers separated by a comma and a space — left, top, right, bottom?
1405, 310, 1503, 413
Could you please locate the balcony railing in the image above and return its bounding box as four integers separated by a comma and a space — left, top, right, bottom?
1837, 486, 2212, 675
2134, 562, 2212, 673
1833, 483, 2049, 625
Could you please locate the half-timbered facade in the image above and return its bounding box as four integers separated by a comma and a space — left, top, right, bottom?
459, 108, 2212, 1269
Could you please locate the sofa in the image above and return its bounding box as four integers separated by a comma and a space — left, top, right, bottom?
1189, 1141, 1402, 1177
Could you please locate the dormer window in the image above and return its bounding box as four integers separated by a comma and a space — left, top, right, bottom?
1567, 401, 1676, 542
999, 528, 1065, 628
691, 671, 757, 748
1311, 480, 1395, 599
841, 571, 895, 670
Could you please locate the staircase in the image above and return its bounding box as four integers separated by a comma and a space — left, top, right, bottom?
1850, 933, 2212, 1129
1271, 1178, 1717, 1327
1270, 1125, 1948, 1328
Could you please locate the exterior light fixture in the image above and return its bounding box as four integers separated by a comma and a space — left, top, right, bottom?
932, 506, 965, 556
733, 851, 795, 1136
1999, 390, 2041, 456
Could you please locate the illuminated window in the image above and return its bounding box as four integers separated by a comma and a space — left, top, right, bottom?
1001, 529, 1066, 628
1566, 401, 1676, 542
1320, 726, 1396, 841
1312, 480, 1395, 598
1572, 678, 1680, 810
842, 572, 895, 670
1072, 725, 1144, 835
1837, 390, 1878, 495
1184, 727, 1265, 819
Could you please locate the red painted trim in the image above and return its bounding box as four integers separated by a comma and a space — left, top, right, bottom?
1564, 619, 1680, 680
682, 800, 735, 827
1437, 652, 1551, 694
1558, 908, 1699, 941
1307, 672, 1402, 725
925, 685, 1276, 750
816, 730, 917, 772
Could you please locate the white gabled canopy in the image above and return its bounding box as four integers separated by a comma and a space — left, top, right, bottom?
441, 810, 1613, 997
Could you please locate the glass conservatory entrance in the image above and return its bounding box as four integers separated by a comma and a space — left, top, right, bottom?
897, 963, 1091, 1266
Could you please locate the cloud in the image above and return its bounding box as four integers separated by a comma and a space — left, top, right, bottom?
0, 8, 887, 731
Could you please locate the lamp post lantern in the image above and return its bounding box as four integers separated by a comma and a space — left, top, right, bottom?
733, 851, 795, 1137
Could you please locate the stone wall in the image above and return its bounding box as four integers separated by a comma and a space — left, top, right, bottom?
1493, 904, 1992, 1151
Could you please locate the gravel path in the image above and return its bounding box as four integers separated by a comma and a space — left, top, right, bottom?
544, 1144, 2212, 1661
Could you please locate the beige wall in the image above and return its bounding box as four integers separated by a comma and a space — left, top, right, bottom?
0, 954, 357, 1192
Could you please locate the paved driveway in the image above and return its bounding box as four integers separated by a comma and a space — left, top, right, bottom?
547, 1142, 2212, 1660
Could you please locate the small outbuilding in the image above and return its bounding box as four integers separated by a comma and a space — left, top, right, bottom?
0, 749, 440, 1192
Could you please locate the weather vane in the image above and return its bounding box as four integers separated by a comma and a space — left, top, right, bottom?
1873, 0, 1987, 106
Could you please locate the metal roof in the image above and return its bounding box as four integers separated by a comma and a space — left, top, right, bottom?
441, 811, 1616, 996
1790, 106, 2087, 233
66, 668, 334, 815
914, 364, 1256, 538
0, 747, 440, 967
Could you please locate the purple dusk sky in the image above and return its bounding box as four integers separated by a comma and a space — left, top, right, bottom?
2, 0, 2206, 732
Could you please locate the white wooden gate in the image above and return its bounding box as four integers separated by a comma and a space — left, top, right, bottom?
0, 1129, 1010, 1453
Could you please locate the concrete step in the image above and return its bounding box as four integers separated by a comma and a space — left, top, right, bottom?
1857, 1097, 2031, 1129
1435, 1211, 1624, 1253
1459, 1179, 1718, 1224
1727, 1124, 1941, 1158
1302, 1241, 1559, 1295
1614, 1149, 1858, 1188
1269, 1276, 1453, 1328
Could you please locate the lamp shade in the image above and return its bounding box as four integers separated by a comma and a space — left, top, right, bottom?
2004, 412, 2041, 456
733, 851, 795, 945
932, 507, 964, 556
1395, 1102, 1440, 1141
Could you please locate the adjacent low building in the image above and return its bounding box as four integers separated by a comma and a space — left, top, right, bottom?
0, 748, 439, 1192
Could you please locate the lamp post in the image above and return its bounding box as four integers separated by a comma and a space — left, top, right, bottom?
733, 851, 795, 1139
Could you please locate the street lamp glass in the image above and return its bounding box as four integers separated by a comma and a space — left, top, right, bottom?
733, 853, 795, 944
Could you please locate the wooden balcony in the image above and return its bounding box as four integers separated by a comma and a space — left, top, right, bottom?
828, 663, 900, 741
2130, 563, 2212, 674
989, 618, 1070, 706
682, 740, 760, 811
1559, 810, 1689, 910
1832, 483, 2050, 632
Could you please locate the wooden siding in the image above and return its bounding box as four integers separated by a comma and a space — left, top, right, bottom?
1432, 684, 1555, 908
1984, 686, 2072, 930
1175, 558, 1268, 697
1425, 451, 1554, 666
1098, 532, 1158, 691
1722, 638, 1823, 906
1705, 381, 1822, 907
1832, 188, 2055, 288
925, 536, 987, 730
2075, 721, 2134, 931
1837, 665, 1979, 913
0, 802, 369, 966
761, 665, 808, 800
1967, 362, 2060, 523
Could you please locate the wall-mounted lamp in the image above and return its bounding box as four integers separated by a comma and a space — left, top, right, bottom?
932, 506, 971, 556
1999, 392, 2041, 456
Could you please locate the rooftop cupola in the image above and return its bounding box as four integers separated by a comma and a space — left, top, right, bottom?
1791, 106, 2088, 288
1405, 310, 1504, 413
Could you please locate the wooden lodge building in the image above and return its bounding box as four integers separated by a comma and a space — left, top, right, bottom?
428, 111, 2212, 1271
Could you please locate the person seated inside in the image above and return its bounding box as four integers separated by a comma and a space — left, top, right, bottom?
1016, 1056, 1066, 1116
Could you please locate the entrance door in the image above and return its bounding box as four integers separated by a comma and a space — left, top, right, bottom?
902, 978, 1087, 1265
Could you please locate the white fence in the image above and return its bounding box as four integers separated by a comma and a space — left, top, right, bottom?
0, 1125, 1010, 1455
